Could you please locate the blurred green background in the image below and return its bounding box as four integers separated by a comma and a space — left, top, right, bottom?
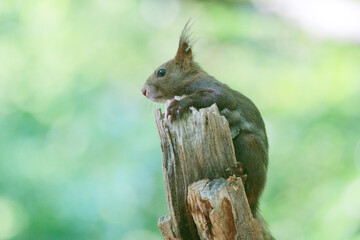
1, 0, 360, 239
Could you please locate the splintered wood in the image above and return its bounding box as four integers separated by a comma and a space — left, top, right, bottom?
155, 103, 264, 240
187, 178, 264, 240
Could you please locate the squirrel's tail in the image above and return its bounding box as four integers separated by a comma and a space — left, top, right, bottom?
254, 212, 275, 240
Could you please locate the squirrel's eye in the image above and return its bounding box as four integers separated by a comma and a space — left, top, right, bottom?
157, 69, 166, 77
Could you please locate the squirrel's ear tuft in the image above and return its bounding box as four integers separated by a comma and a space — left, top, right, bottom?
175, 20, 194, 67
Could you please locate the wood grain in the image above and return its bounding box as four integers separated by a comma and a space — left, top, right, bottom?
155, 103, 269, 239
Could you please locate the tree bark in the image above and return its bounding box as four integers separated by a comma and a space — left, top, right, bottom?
155, 103, 266, 240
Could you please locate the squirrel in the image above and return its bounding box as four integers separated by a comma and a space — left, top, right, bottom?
141, 22, 273, 239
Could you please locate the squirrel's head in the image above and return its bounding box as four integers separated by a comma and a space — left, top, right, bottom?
141, 21, 199, 103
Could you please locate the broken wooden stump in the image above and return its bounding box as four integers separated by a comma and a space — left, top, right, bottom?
155, 103, 268, 240
188, 177, 264, 240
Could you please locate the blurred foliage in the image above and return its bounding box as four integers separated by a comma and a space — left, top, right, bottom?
0, 0, 359, 239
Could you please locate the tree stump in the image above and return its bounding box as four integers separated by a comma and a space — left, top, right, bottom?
155, 103, 266, 240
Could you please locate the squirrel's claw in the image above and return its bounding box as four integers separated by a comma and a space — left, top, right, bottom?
226, 162, 247, 184
166, 98, 190, 123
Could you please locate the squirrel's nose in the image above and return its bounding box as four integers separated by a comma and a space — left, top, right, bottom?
141, 87, 147, 96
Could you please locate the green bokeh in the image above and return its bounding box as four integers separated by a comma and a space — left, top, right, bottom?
0, 0, 359, 239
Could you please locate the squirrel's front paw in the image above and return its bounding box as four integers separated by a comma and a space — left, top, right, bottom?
166, 98, 191, 122
226, 162, 247, 184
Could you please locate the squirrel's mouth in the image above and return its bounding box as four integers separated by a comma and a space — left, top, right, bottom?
151, 96, 167, 103
141, 85, 167, 103
145, 92, 166, 103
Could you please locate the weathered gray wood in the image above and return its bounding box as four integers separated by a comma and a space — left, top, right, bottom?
155, 103, 269, 239
155, 103, 238, 239
158, 215, 180, 240
187, 177, 264, 240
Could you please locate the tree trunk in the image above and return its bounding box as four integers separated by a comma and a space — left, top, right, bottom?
155, 103, 266, 240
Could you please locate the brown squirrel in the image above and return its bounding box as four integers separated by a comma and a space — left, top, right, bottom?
142, 22, 273, 239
